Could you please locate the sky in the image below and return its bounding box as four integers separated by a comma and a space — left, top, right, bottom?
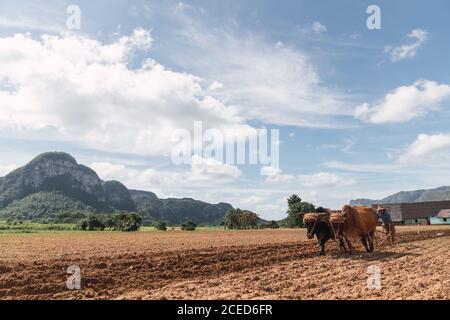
0, 0, 450, 220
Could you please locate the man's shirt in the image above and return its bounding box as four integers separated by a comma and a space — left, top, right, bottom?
377, 211, 392, 225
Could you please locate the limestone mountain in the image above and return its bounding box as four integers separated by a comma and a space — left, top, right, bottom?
1, 153, 101, 209
0, 152, 233, 224
350, 186, 450, 206
130, 190, 232, 225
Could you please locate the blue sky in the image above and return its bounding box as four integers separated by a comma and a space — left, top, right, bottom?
0, 0, 450, 219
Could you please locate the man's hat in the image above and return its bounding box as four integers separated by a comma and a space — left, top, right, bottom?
377, 205, 386, 211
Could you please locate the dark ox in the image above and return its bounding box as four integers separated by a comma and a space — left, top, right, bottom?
302, 213, 346, 256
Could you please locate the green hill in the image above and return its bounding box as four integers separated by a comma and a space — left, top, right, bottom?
130, 190, 232, 224
0, 152, 234, 225
350, 186, 450, 206
0, 191, 93, 221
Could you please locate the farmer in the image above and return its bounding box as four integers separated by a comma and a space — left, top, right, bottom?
376, 206, 396, 243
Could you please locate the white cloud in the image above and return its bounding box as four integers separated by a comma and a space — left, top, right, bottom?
298, 172, 355, 187
324, 133, 450, 173
91, 162, 172, 189
349, 33, 360, 40
92, 156, 242, 191
175, 2, 194, 13
0, 163, 18, 177
341, 137, 356, 153
354, 80, 450, 124
0, 30, 252, 156
260, 166, 294, 183
323, 161, 396, 173
318, 144, 338, 150
169, 9, 353, 128
190, 155, 242, 182
317, 138, 355, 153
384, 29, 428, 62
398, 133, 450, 164
208, 81, 223, 91
239, 195, 287, 219
311, 21, 327, 34
300, 21, 327, 35
0, 15, 63, 33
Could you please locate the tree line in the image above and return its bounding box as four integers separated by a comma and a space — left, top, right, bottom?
224, 208, 259, 229
76, 211, 142, 232
154, 220, 197, 231
222, 195, 314, 230
282, 194, 315, 227
9, 193, 314, 232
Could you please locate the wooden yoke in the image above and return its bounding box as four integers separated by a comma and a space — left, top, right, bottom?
329, 212, 346, 240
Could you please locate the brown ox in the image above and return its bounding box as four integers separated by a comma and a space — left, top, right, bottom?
331, 205, 378, 255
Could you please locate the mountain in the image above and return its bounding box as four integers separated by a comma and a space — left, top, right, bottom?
350, 186, 450, 206
102, 180, 136, 211
130, 190, 232, 225
0, 152, 233, 224
0, 191, 94, 221
0, 152, 133, 212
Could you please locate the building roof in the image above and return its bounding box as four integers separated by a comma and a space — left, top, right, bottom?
437, 209, 450, 218
372, 200, 450, 220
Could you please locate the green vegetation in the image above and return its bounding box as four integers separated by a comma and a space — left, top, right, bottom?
282, 194, 315, 228
224, 208, 258, 230
181, 220, 197, 231
0, 152, 234, 225
75, 211, 142, 232
0, 218, 293, 234
131, 190, 233, 225
76, 214, 106, 231
259, 220, 279, 229
0, 211, 145, 233
0, 192, 94, 221
0, 220, 75, 233
102, 180, 136, 211
108, 212, 142, 232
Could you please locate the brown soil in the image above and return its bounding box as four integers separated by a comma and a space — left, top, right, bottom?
0, 226, 449, 300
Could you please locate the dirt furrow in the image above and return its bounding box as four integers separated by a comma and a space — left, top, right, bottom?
1, 228, 449, 299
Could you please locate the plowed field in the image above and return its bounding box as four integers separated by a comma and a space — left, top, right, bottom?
1, 226, 449, 300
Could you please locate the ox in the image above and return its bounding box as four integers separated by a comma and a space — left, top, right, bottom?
303, 213, 346, 256
331, 205, 378, 255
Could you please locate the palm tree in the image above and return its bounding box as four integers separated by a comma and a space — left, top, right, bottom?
225, 208, 239, 229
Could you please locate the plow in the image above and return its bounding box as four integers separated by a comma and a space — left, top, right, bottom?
374, 227, 395, 245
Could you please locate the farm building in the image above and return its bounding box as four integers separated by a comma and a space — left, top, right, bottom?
429, 209, 450, 225
371, 200, 450, 224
